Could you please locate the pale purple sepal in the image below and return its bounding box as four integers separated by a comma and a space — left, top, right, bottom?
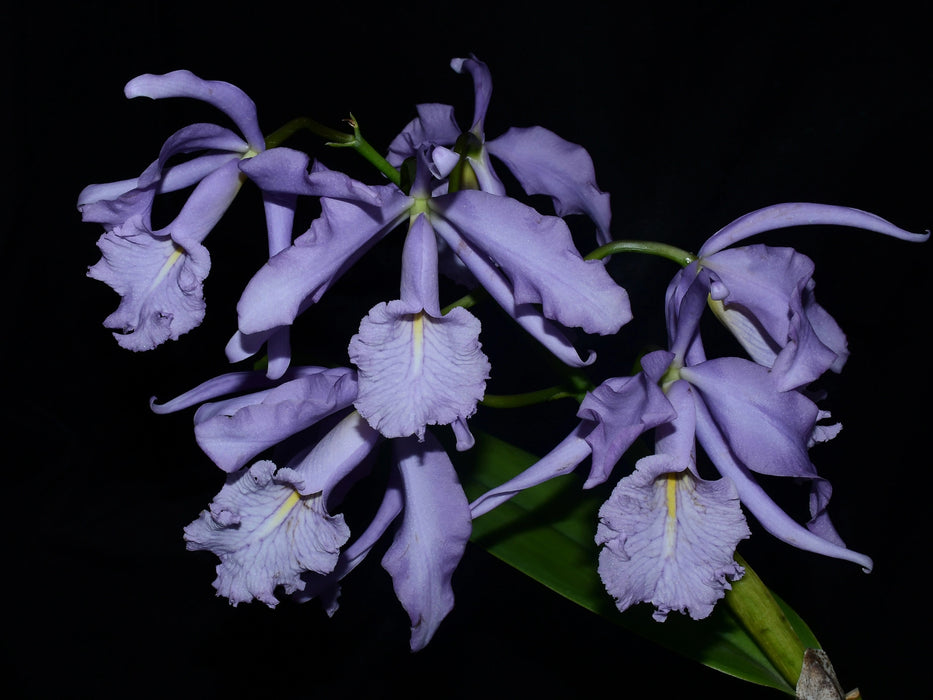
470, 423, 593, 519
382, 433, 472, 651
292, 410, 383, 501
488, 126, 613, 245
184, 460, 351, 607
682, 357, 846, 547
434, 190, 632, 335
597, 383, 749, 621
450, 56, 492, 133
126, 70, 265, 150
293, 473, 404, 611
78, 150, 237, 210
577, 349, 677, 488
698, 202, 929, 257
150, 367, 322, 414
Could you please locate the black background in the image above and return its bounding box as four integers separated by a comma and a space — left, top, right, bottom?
6, 2, 931, 698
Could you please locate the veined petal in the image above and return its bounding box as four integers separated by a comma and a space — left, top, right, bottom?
79, 160, 160, 227
430, 216, 596, 366
680, 357, 819, 479
698, 202, 929, 257
236, 191, 411, 335
349, 300, 489, 440
577, 350, 677, 488
126, 70, 265, 151
694, 397, 872, 571
383, 434, 472, 651
488, 126, 612, 245
184, 460, 351, 607
596, 379, 748, 622
433, 190, 631, 335
192, 368, 359, 473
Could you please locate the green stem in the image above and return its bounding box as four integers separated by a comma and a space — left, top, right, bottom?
441, 288, 489, 314
263, 115, 402, 187
585, 239, 696, 266
726, 553, 808, 690
330, 114, 401, 186
264, 117, 355, 149
481, 386, 575, 408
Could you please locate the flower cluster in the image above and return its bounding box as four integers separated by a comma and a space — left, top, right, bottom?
80, 57, 928, 648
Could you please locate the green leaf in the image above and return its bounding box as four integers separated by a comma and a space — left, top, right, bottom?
459, 430, 819, 696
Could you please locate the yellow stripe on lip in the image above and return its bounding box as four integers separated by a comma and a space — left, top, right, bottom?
411, 312, 425, 373
255, 489, 301, 539
149, 243, 185, 294
663, 473, 679, 555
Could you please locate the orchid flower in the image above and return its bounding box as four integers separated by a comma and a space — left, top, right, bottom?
685, 202, 930, 390
387, 55, 613, 246
466, 202, 933, 622
154, 363, 472, 651
234, 145, 631, 370
78, 71, 267, 350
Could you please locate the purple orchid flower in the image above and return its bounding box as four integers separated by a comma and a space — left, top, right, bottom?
348, 204, 490, 446
467, 203, 928, 622
235, 145, 631, 372
153, 360, 473, 651
683, 202, 930, 390
78, 71, 266, 351
596, 379, 750, 622
387, 55, 613, 246
472, 338, 872, 621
